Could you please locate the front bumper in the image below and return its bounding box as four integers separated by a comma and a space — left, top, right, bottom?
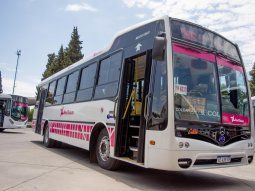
145, 138, 254, 171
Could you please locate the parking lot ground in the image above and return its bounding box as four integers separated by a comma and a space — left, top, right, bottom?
0, 128, 254, 191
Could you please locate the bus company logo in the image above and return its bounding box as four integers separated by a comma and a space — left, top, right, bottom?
107, 111, 114, 119
218, 127, 226, 144
60, 107, 74, 116
218, 135, 226, 143
230, 116, 244, 123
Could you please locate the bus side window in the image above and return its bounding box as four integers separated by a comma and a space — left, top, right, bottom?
63, 71, 79, 104
76, 63, 97, 102
54, 76, 66, 105
46, 81, 56, 105
94, 51, 122, 99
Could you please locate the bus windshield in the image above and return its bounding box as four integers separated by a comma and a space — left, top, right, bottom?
11, 101, 28, 121
173, 46, 220, 123
172, 46, 249, 126
217, 57, 249, 125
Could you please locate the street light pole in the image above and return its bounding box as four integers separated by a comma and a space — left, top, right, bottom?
12, 50, 21, 95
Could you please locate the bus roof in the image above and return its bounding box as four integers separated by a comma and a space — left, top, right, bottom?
11, 95, 28, 104
0, 94, 12, 100
38, 15, 239, 87
38, 15, 167, 87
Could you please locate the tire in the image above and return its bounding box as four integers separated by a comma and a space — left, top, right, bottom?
55, 141, 62, 148
43, 125, 55, 148
96, 128, 121, 170
0, 129, 4, 132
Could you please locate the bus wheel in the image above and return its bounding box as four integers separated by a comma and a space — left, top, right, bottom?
96, 128, 121, 170
43, 125, 55, 148
0, 129, 4, 132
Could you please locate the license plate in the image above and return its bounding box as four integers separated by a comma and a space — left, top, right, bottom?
217, 156, 231, 164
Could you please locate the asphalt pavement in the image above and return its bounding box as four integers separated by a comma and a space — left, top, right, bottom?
0, 128, 254, 191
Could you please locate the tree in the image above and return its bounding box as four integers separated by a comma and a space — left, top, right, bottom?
63, 47, 72, 68
41, 26, 84, 80
249, 62, 255, 96
66, 26, 84, 64
42, 53, 57, 80
55, 45, 65, 72
28, 108, 34, 122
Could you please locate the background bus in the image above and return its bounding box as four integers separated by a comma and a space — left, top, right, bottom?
0, 94, 28, 132
33, 16, 254, 171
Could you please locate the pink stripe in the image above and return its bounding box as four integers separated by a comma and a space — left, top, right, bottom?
47, 121, 96, 141
47, 121, 116, 146
222, 112, 250, 126
217, 56, 243, 73
173, 43, 215, 63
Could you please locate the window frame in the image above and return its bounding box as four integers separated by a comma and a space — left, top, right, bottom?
93, 49, 123, 100
45, 80, 57, 106
53, 76, 67, 105
42, 49, 123, 106
76, 62, 98, 103
62, 70, 80, 104
65, 70, 80, 94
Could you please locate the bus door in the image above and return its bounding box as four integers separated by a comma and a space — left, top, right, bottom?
35, 88, 47, 134
115, 50, 152, 162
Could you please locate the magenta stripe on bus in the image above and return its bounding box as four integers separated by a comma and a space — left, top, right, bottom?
216, 56, 243, 73
172, 43, 215, 63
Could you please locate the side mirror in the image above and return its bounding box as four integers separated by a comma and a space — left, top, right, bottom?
152, 35, 166, 61
5, 110, 10, 116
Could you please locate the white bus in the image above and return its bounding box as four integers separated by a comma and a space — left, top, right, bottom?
33, 16, 254, 171
0, 94, 28, 132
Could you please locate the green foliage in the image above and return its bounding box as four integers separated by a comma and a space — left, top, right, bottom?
66, 27, 84, 64
41, 27, 84, 80
42, 53, 57, 80
28, 108, 34, 122
63, 47, 72, 68
249, 62, 255, 96
249, 81, 255, 96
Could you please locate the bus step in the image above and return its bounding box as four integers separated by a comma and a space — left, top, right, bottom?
129, 125, 140, 128
132, 135, 139, 139
129, 146, 138, 152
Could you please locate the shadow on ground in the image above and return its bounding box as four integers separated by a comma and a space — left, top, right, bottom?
31, 140, 255, 191
0, 130, 25, 134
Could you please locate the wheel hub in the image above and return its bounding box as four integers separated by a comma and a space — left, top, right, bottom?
99, 136, 110, 161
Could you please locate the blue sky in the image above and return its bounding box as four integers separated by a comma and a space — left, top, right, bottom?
1, 0, 255, 97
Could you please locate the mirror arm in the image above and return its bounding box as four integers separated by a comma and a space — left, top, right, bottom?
113, 97, 118, 119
